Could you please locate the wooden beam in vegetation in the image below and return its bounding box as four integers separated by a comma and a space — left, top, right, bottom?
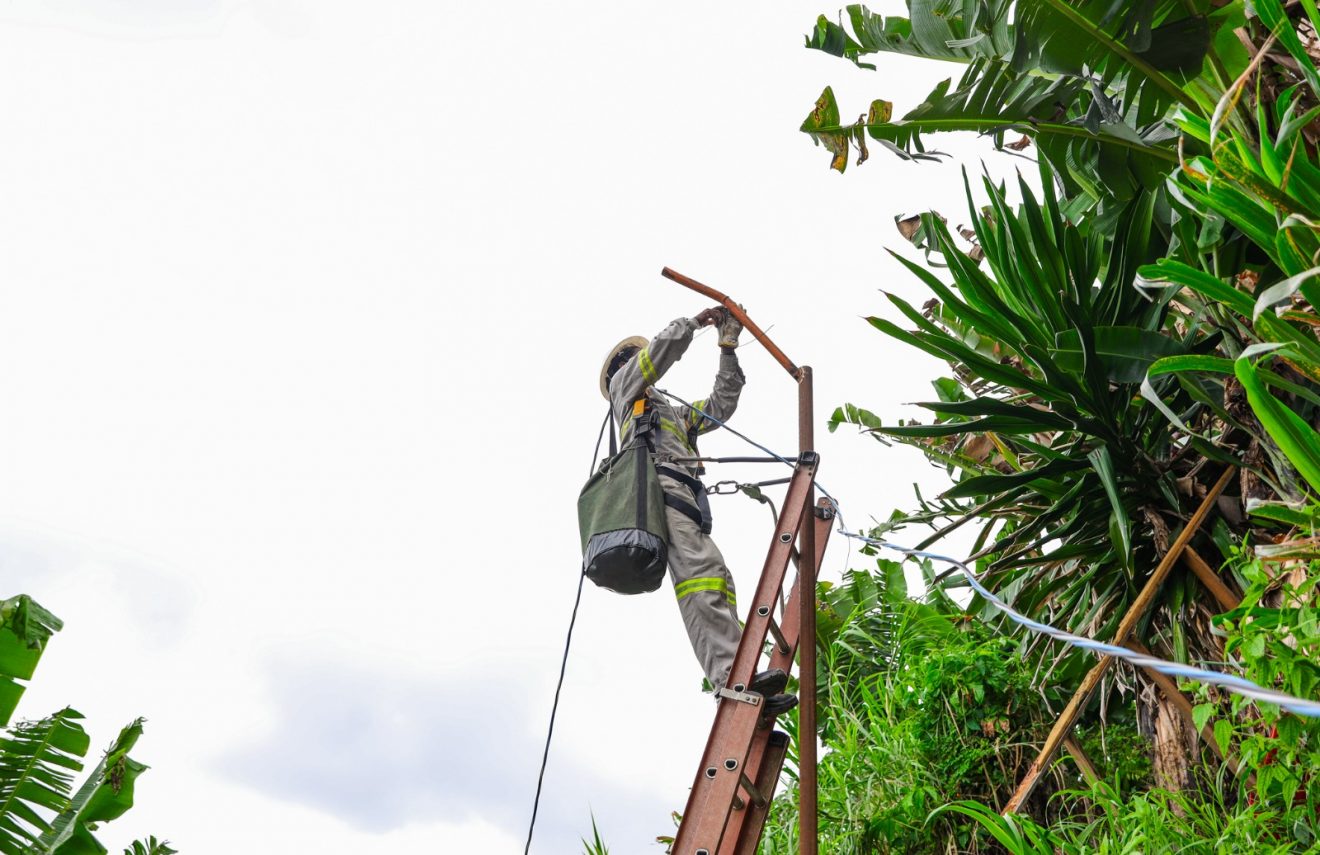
1181, 546, 1241, 613
1062, 735, 1101, 786
1002, 466, 1236, 815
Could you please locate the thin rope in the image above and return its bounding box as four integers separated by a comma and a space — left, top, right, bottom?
588, 405, 611, 478
653, 385, 1320, 718
524, 570, 587, 854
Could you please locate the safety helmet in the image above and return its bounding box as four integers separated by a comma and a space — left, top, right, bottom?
599, 335, 648, 399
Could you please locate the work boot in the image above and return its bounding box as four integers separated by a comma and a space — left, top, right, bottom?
761, 693, 798, 719
749, 668, 788, 697
718, 305, 743, 349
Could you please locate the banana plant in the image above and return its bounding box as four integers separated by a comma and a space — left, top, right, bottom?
805, 1, 1014, 66
122, 841, 174, 855
0, 596, 169, 855
803, 0, 1246, 212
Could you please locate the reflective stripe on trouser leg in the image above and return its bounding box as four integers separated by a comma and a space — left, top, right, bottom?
676, 577, 736, 607
661, 477, 740, 692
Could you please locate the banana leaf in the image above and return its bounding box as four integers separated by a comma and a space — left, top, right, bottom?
0, 598, 61, 728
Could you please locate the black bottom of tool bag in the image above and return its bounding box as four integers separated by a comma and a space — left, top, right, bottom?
583, 528, 668, 595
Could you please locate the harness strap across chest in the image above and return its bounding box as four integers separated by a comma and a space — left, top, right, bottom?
622, 397, 694, 454
623, 397, 711, 534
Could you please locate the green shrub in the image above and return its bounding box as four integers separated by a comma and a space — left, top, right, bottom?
762, 563, 1145, 853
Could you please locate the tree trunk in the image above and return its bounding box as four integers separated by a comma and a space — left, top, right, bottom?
1148, 677, 1197, 796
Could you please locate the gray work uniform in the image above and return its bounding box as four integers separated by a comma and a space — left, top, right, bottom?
607, 317, 745, 691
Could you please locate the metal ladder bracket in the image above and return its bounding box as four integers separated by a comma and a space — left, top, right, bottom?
716, 687, 762, 707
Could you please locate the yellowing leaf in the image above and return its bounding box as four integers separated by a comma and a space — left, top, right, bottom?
868, 99, 893, 123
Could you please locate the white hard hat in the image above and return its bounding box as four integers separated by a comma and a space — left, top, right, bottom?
599, 336, 648, 399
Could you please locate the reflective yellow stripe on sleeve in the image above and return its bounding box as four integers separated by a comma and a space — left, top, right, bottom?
659, 418, 695, 451
675, 577, 736, 607
638, 348, 658, 384
686, 399, 706, 428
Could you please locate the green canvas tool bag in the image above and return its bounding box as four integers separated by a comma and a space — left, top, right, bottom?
578, 422, 669, 595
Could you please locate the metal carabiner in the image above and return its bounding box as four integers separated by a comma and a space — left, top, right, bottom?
707, 480, 741, 496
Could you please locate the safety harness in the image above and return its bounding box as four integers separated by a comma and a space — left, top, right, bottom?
627, 396, 712, 535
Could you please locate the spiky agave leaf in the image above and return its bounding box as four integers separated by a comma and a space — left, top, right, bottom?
580, 813, 609, 855
851, 167, 1237, 687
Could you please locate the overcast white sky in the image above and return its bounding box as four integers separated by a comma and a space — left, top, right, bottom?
0, 2, 1022, 852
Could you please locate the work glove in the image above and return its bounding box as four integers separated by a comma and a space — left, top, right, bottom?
718, 304, 744, 349
694, 306, 724, 327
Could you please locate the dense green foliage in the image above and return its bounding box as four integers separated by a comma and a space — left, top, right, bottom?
591, 0, 1320, 848
832, 169, 1216, 691
767, 0, 1320, 849
1194, 549, 1320, 845
762, 554, 1319, 852
801, 0, 1243, 225
761, 566, 1152, 853
931, 552, 1320, 853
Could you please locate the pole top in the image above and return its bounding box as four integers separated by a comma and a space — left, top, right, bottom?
660, 267, 802, 381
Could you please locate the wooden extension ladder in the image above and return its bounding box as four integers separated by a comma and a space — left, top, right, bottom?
670, 453, 833, 854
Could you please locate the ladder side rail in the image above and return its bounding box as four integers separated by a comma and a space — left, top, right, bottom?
672, 457, 818, 855
733, 732, 791, 855
767, 500, 833, 675
720, 502, 835, 855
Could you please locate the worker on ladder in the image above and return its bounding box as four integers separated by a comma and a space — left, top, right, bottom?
600, 307, 797, 718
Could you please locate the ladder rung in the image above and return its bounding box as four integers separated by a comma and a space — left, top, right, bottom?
729, 730, 792, 855
738, 771, 768, 809
764, 613, 789, 655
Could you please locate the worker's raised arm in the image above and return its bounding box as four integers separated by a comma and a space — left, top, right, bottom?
609, 309, 722, 408
681, 345, 745, 436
